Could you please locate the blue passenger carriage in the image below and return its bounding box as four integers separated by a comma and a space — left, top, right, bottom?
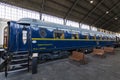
3, 18, 116, 60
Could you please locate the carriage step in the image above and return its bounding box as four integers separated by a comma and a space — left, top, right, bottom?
10, 62, 28, 67
11, 58, 28, 62
4, 51, 30, 77
12, 55, 28, 59
8, 67, 28, 73
11, 58, 28, 65
6, 59, 29, 76
12, 51, 29, 55
12, 54, 28, 57
13, 53, 28, 55
13, 51, 28, 54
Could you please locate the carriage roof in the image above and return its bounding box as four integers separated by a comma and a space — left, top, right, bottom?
18, 18, 116, 37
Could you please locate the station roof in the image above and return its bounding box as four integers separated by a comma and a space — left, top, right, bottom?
0, 0, 120, 32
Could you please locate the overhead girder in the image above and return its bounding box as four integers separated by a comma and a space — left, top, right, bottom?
100, 14, 120, 28
64, 0, 79, 19
80, 0, 105, 23
40, 0, 45, 20
91, 1, 120, 26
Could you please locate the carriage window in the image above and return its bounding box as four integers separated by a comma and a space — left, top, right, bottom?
104, 36, 107, 40
109, 37, 112, 40
108, 37, 112, 40
102, 37, 105, 40
102, 37, 104, 40
106, 37, 108, 40
111, 37, 115, 40
111, 38, 115, 41
4, 27, 8, 49
90, 33, 96, 40
106, 36, 108, 40
72, 34, 79, 39
94, 35, 96, 40
81, 32, 89, 39
97, 36, 100, 40
91, 36, 94, 39
54, 30, 64, 39
82, 35, 89, 39
107, 37, 110, 40
90, 35, 96, 40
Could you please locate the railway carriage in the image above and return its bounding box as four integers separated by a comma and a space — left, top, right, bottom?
3, 18, 116, 60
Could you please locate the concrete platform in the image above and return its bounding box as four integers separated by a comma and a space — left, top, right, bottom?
1, 48, 120, 80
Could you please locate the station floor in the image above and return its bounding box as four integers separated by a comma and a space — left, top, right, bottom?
1, 48, 120, 80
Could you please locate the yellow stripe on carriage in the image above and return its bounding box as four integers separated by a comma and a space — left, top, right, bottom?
32, 38, 91, 41
32, 38, 114, 41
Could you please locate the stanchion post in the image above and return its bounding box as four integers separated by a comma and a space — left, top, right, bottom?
32, 53, 38, 74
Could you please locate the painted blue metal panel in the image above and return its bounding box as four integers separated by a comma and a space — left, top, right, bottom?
8, 21, 31, 52
8, 21, 18, 52
7, 20, 115, 54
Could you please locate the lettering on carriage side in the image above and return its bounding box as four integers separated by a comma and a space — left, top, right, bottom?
39, 47, 46, 50
33, 47, 46, 50
37, 44, 53, 46
33, 48, 38, 50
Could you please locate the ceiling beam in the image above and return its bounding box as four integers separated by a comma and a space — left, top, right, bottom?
91, 1, 120, 26
105, 20, 120, 30
43, 5, 82, 21
50, 0, 86, 16
106, 24, 116, 30
104, 21, 120, 32
64, 0, 79, 19
40, 0, 45, 12
80, 0, 105, 23
0, 0, 41, 11
40, 0, 45, 20
105, 25, 116, 30
112, 25, 119, 30
102, 2, 116, 15
111, 26, 120, 32
100, 14, 120, 28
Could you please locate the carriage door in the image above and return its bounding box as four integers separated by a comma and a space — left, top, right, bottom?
18, 24, 31, 51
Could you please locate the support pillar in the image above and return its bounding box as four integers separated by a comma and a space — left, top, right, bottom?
64, 19, 67, 25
